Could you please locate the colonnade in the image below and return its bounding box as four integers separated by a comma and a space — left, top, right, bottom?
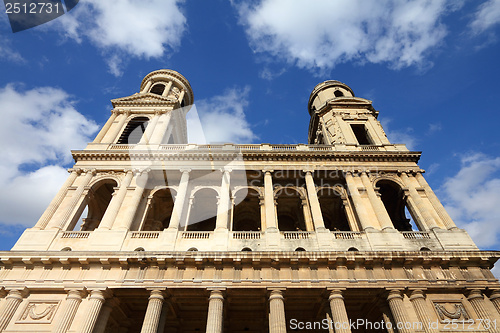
1, 288, 499, 332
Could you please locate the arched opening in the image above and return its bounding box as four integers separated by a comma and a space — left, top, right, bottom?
71, 179, 117, 231
187, 188, 217, 231
134, 247, 145, 251
295, 247, 306, 252
241, 247, 252, 252
187, 247, 198, 251
117, 116, 149, 144
232, 188, 261, 231
276, 187, 306, 231
377, 180, 416, 231
61, 247, 72, 251
348, 247, 359, 252
317, 187, 350, 231
142, 188, 176, 231
150, 83, 165, 95
334, 90, 344, 97
420, 247, 431, 251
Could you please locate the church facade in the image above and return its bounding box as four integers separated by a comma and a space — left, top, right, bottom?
0, 69, 499, 332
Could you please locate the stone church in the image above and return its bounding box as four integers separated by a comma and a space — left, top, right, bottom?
0, 69, 499, 332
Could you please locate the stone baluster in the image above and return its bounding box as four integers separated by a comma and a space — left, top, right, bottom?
409, 289, 438, 333
52, 289, 85, 333
99, 171, 134, 230
216, 169, 231, 230
304, 171, 326, 230
400, 172, 439, 230
360, 172, 394, 230
328, 289, 351, 333
0, 289, 26, 331
206, 289, 224, 333
268, 289, 286, 333
344, 172, 373, 230
140, 290, 165, 333
93, 111, 118, 143
77, 290, 106, 333
264, 171, 278, 230
468, 289, 499, 333
168, 169, 190, 229
387, 290, 412, 333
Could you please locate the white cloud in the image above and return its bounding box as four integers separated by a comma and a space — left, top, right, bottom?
54, 0, 187, 75
440, 153, 500, 248
0, 84, 98, 226
470, 0, 500, 33
235, 0, 458, 72
187, 87, 257, 144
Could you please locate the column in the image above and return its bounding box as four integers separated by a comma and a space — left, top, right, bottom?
268, 289, 286, 333
93, 111, 118, 143
141, 80, 153, 93
415, 172, 456, 229
304, 171, 326, 230
215, 169, 231, 230
345, 172, 373, 230
52, 290, 85, 333
169, 169, 190, 229
409, 290, 438, 333
264, 171, 278, 230
400, 172, 439, 230
140, 290, 165, 333
0, 289, 26, 331
93, 298, 118, 333
259, 196, 266, 231
489, 290, 500, 315
468, 289, 499, 333
102, 111, 129, 143
47, 170, 95, 230
99, 171, 134, 230
149, 112, 172, 144
34, 169, 80, 229
301, 198, 314, 231
139, 112, 161, 145
157, 303, 169, 333
78, 290, 106, 333
206, 289, 224, 333
380, 304, 396, 333
387, 290, 412, 333
328, 289, 351, 333
116, 171, 148, 230
360, 172, 394, 230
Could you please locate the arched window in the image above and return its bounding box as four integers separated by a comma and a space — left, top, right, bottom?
142, 188, 176, 231
317, 187, 350, 231
150, 83, 165, 95
377, 180, 417, 231
276, 187, 306, 231
186, 188, 218, 231
117, 117, 149, 144
233, 188, 261, 231
334, 90, 344, 97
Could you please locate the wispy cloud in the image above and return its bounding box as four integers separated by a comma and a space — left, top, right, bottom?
470, 0, 500, 34
380, 118, 418, 150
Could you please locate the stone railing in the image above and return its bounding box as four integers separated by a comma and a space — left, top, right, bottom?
333, 231, 363, 240
130, 231, 160, 239
181, 231, 211, 239
232, 231, 262, 240
282, 231, 312, 240
401, 231, 431, 240
60, 231, 91, 239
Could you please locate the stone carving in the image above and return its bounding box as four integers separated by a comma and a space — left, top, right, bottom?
18, 301, 59, 323
434, 302, 470, 323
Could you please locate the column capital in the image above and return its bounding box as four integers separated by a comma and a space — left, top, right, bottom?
263, 169, 274, 175
302, 169, 314, 175
268, 288, 285, 300
490, 289, 500, 300
387, 289, 405, 301
409, 289, 426, 300
147, 289, 166, 301
180, 168, 192, 174
328, 289, 345, 301
65, 289, 87, 300
467, 289, 484, 300
208, 289, 225, 301
5, 287, 29, 299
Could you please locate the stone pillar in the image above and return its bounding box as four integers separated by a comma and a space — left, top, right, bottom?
468, 289, 499, 333
52, 290, 85, 333
380, 304, 396, 333
216, 169, 231, 230
304, 171, 326, 230
268, 289, 286, 333
34, 169, 80, 230
140, 290, 165, 333
206, 289, 224, 333
264, 171, 278, 230
360, 172, 394, 230
0, 289, 26, 331
328, 289, 351, 333
141, 80, 153, 93
301, 198, 314, 231
415, 172, 457, 229
102, 111, 129, 143
99, 171, 134, 230
157, 303, 169, 333
489, 290, 500, 315
345, 172, 373, 230
93, 298, 118, 333
149, 112, 172, 144
78, 290, 106, 333
259, 196, 266, 231
400, 172, 439, 230
93, 111, 118, 143
409, 289, 438, 333
139, 112, 161, 145
116, 171, 148, 230
47, 170, 95, 230
387, 290, 412, 333
169, 169, 190, 229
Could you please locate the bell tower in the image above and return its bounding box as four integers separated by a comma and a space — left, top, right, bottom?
308, 80, 392, 148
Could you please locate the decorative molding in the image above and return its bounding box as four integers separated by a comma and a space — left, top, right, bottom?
433, 302, 470, 323
17, 301, 59, 324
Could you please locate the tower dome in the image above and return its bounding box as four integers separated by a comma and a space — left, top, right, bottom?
308, 80, 354, 116
140, 69, 194, 107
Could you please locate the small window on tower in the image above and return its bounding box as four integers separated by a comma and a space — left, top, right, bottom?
334, 90, 344, 97
150, 83, 165, 95
350, 124, 372, 145
117, 117, 149, 144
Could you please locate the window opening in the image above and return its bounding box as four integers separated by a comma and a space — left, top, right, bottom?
150, 83, 165, 95
117, 117, 149, 144
350, 124, 372, 145
334, 90, 344, 97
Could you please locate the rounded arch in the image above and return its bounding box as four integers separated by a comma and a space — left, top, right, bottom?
150, 83, 166, 95
186, 188, 218, 231
191, 185, 221, 198
295, 247, 306, 252
241, 247, 252, 252
143, 187, 177, 231
348, 247, 359, 252
232, 185, 263, 198
375, 179, 413, 231
275, 186, 307, 231
61, 247, 72, 251
88, 175, 121, 189
233, 187, 261, 231
187, 247, 198, 251
317, 186, 350, 231
134, 247, 145, 251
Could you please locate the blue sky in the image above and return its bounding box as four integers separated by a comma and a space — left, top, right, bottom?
0, 0, 500, 254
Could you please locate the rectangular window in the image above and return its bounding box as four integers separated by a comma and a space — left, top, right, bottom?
350, 124, 372, 145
